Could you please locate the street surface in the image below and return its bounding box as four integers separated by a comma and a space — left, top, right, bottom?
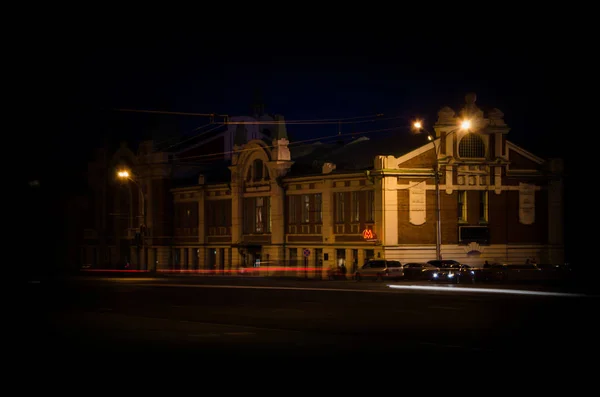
21, 273, 599, 373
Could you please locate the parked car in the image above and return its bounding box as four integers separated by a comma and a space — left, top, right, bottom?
401, 262, 439, 280
479, 263, 562, 283
429, 260, 476, 284
477, 263, 509, 282
355, 259, 404, 281
535, 263, 572, 281
427, 259, 461, 269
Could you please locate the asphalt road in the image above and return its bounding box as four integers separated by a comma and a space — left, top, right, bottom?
20, 275, 599, 370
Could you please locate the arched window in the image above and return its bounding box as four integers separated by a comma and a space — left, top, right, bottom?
253, 159, 263, 181
458, 133, 485, 158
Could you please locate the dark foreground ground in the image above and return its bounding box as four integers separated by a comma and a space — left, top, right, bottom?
18, 272, 599, 378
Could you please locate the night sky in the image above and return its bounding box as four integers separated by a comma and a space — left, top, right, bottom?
22, 29, 577, 266
30, 30, 571, 180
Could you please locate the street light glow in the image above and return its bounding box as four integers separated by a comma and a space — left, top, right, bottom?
118, 170, 130, 178
411, 116, 474, 261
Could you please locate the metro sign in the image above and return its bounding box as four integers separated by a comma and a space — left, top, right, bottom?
362, 228, 377, 241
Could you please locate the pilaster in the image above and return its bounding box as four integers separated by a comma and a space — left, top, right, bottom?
197, 188, 205, 244
322, 179, 334, 242
380, 176, 398, 246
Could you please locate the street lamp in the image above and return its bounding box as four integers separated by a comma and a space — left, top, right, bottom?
117, 169, 148, 270
412, 120, 471, 261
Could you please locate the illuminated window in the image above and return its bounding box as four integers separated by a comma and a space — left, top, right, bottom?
458, 191, 467, 222
243, 197, 270, 233
479, 190, 488, 222
255, 197, 264, 232
302, 195, 310, 223
458, 134, 485, 158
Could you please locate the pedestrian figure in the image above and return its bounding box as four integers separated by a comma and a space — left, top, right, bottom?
339, 262, 347, 279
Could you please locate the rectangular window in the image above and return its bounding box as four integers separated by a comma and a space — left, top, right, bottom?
207, 201, 218, 227
366, 190, 375, 222
352, 191, 359, 222
314, 193, 322, 223
255, 197, 264, 233
289, 248, 298, 268
302, 194, 310, 223
289, 195, 297, 223
458, 190, 467, 222
243, 197, 269, 233
206, 202, 213, 226
219, 201, 227, 226
479, 190, 488, 222
336, 192, 345, 223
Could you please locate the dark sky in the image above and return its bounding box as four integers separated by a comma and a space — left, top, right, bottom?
24, 30, 575, 197
69, 35, 557, 153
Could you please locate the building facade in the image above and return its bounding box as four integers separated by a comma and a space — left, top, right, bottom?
80, 93, 564, 275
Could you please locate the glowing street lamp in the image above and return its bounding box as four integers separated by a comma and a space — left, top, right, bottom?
412, 120, 471, 260
117, 169, 148, 270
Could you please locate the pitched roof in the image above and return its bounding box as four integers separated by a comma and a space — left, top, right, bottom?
288, 132, 427, 176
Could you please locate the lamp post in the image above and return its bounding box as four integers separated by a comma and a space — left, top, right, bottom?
117, 170, 148, 270
413, 120, 471, 261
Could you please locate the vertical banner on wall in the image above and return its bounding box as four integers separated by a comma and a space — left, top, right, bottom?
409, 182, 426, 225
519, 183, 535, 225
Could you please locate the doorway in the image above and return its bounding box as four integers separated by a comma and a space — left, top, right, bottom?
314, 248, 323, 278
208, 248, 216, 271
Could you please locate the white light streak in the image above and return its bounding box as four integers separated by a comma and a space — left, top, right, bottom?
386, 284, 591, 298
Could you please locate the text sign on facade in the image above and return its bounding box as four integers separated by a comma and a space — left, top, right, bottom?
519, 182, 535, 225
409, 182, 426, 225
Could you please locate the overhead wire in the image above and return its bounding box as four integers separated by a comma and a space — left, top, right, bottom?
111, 107, 417, 166
161, 123, 225, 152
219, 115, 401, 125
114, 108, 396, 161
123, 123, 415, 168
113, 107, 388, 124
173, 124, 416, 164
114, 108, 227, 117
151, 122, 215, 151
